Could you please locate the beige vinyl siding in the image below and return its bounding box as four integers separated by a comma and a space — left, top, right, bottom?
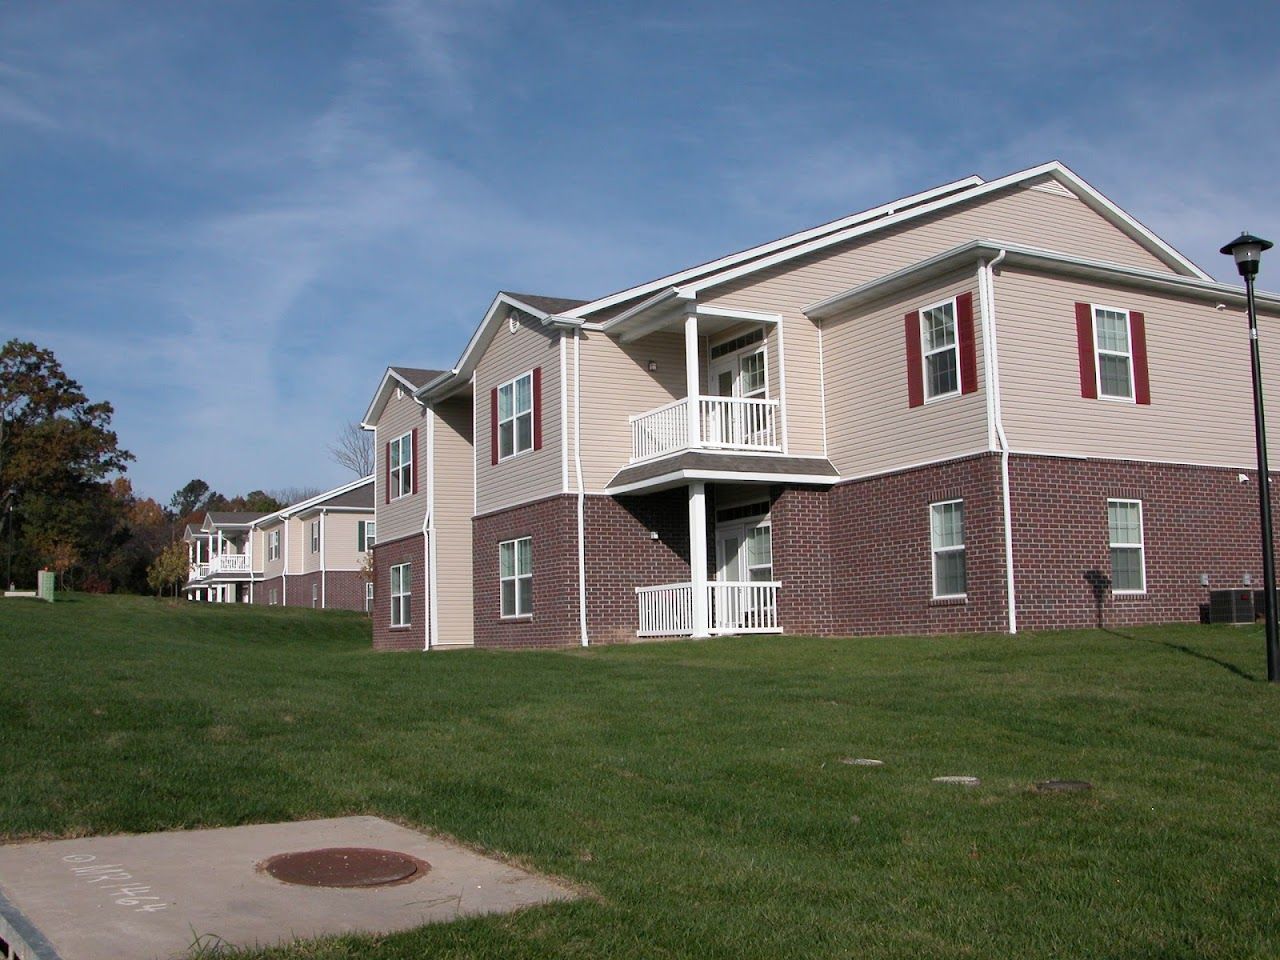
703, 182, 1181, 459
261, 520, 286, 580
248, 527, 265, 574
322, 512, 369, 570
994, 267, 1280, 468
431, 396, 474, 647
574, 328, 688, 491
285, 517, 305, 575
823, 273, 988, 477
301, 517, 322, 574
375, 389, 429, 542
475, 312, 563, 515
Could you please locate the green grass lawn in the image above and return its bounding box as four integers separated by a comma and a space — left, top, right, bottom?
3, 595, 1280, 958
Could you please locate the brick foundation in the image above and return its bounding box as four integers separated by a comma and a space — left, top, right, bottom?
371, 534, 426, 651
254, 576, 284, 605
323, 570, 371, 612
1009, 454, 1273, 631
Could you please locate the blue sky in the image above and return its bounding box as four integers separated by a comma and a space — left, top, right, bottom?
1, 1, 1276, 501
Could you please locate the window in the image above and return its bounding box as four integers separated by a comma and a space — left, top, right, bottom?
357, 521, 376, 552
499, 537, 532, 617
1108, 499, 1146, 593
497, 372, 534, 460
921, 299, 960, 399
310, 520, 320, 553
270, 587, 278, 606
268, 529, 280, 561
739, 351, 767, 398
390, 432, 413, 499
390, 563, 411, 627
1094, 306, 1134, 400
746, 523, 773, 581
931, 500, 966, 598
311, 582, 319, 608
365, 581, 374, 614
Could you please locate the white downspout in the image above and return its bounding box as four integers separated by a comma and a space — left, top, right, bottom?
574, 328, 589, 647
424, 404, 438, 652
320, 509, 327, 609
282, 517, 289, 606
978, 249, 1017, 634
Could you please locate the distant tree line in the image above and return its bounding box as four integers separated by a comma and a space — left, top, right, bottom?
0, 338, 317, 595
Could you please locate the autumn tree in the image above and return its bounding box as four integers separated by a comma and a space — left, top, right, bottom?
146, 541, 190, 598
0, 340, 133, 589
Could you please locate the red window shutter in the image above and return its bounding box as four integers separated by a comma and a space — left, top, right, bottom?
905, 311, 923, 408
957, 292, 978, 395
490, 387, 499, 465
411, 427, 419, 494
532, 367, 543, 451
1075, 302, 1098, 399
384, 442, 390, 503
1130, 311, 1151, 404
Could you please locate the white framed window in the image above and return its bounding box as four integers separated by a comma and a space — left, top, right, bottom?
921, 298, 960, 400
930, 499, 967, 599
390, 431, 413, 499
365, 581, 374, 613
499, 537, 532, 617
1108, 499, 1146, 594
390, 562, 411, 627
746, 521, 773, 581
357, 520, 376, 552
269, 587, 279, 606
1093, 305, 1134, 401
311, 582, 319, 608
268, 529, 280, 562
497, 371, 534, 461
310, 520, 320, 554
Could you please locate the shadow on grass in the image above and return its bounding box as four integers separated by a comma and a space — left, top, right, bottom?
1105, 628, 1259, 683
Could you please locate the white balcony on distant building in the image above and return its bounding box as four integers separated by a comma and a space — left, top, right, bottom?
630, 395, 780, 462
209, 554, 251, 576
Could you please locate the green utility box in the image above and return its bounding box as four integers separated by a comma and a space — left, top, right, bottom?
37, 570, 55, 602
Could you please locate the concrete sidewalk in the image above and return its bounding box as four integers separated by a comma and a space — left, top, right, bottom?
0, 816, 579, 959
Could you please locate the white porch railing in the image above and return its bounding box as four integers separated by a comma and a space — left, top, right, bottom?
636, 581, 781, 637
209, 554, 250, 575
189, 563, 211, 581
630, 395, 780, 462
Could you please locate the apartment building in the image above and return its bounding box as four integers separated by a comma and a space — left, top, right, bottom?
363, 160, 1280, 650
184, 476, 374, 611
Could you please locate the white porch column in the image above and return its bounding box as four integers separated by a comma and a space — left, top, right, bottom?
685, 311, 700, 449
689, 480, 709, 638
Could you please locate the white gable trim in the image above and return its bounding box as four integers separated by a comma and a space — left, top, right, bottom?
677, 161, 1209, 298
361, 367, 428, 428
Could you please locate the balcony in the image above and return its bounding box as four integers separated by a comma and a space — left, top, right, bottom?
189, 562, 211, 581
629, 396, 780, 462
636, 581, 781, 637
210, 554, 251, 575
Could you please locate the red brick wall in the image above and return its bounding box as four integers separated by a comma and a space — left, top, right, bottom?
323, 570, 371, 613
371, 534, 426, 651
811, 454, 1010, 636
254, 576, 283, 606
291, 571, 323, 609
473, 496, 580, 649
1009, 454, 1273, 630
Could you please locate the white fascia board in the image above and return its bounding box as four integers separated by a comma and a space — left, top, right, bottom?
683, 161, 1207, 298
694, 304, 784, 324
605, 468, 839, 496
362, 367, 429, 428
254, 475, 374, 526
416, 292, 548, 403
805, 240, 1280, 319
561, 175, 987, 320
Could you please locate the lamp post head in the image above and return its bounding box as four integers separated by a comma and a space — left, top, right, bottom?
1221, 232, 1273, 279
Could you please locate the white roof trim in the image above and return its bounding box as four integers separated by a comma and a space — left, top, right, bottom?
562, 175, 987, 319
605, 468, 839, 496
677, 161, 1209, 298
250, 475, 374, 528
361, 367, 429, 428
805, 239, 1280, 319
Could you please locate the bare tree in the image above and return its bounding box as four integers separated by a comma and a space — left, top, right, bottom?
268, 487, 325, 508
329, 421, 374, 478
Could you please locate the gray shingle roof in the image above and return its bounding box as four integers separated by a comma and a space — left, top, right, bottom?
296, 479, 374, 514
205, 512, 267, 526
389, 366, 446, 389
503, 292, 590, 316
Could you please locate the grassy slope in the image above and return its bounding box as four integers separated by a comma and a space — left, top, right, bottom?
2, 595, 1279, 958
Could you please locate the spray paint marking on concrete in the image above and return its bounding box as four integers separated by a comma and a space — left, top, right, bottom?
61, 855, 169, 912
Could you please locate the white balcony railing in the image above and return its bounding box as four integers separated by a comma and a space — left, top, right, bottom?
636, 581, 781, 637
210, 554, 251, 575
630, 395, 780, 462
189, 563, 211, 581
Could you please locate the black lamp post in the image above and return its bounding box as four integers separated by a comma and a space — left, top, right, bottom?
1221, 231, 1278, 683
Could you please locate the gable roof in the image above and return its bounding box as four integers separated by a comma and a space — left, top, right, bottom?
361, 365, 446, 427
202, 511, 266, 529
416, 291, 587, 401
250, 475, 375, 527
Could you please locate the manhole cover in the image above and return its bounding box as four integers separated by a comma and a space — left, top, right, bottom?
1035, 779, 1093, 793
260, 847, 429, 888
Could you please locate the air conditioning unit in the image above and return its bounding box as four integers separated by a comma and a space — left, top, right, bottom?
1208, 590, 1255, 624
